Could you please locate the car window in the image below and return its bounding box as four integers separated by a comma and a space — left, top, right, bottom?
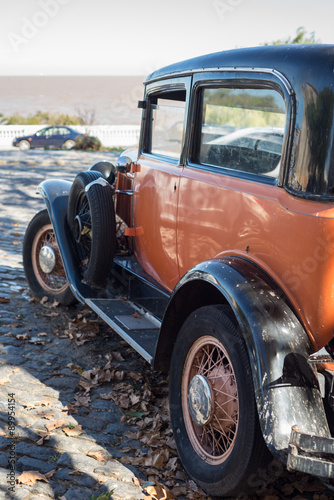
195, 87, 286, 178
146, 91, 186, 160
35, 128, 48, 136
58, 127, 70, 135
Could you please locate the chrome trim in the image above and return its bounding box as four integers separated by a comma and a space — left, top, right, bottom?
115, 190, 133, 196
85, 177, 111, 193
146, 67, 294, 96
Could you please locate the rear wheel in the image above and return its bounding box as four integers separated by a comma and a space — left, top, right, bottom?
63, 139, 76, 150
67, 170, 116, 287
23, 209, 75, 305
169, 305, 270, 497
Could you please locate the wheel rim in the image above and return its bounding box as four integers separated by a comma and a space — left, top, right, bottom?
182, 335, 239, 465
31, 223, 68, 293
20, 141, 29, 150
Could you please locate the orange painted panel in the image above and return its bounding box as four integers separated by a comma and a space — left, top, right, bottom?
176, 166, 334, 349
133, 156, 181, 291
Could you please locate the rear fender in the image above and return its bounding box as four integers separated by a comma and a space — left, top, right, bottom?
155, 257, 331, 460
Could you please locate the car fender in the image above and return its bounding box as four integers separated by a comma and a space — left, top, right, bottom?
154, 256, 331, 460
37, 179, 93, 302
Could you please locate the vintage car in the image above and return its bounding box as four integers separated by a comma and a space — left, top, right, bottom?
23, 45, 334, 497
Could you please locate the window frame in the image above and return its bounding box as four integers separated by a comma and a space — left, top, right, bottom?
187, 71, 295, 187
139, 77, 192, 166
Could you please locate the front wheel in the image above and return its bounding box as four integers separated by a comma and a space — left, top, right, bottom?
19, 140, 30, 150
169, 305, 270, 497
23, 209, 75, 305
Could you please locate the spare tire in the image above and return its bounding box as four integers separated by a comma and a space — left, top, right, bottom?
67, 170, 116, 287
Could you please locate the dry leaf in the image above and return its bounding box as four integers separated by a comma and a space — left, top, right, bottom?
16, 333, 30, 341
36, 434, 50, 446
87, 449, 106, 461
45, 469, 56, 479
0, 297, 10, 304
145, 483, 175, 499
62, 425, 82, 437
0, 378, 10, 385
17, 471, 49, 485
132, 311, 142, 319
45, 418, 67, 431
110, 351, 124, 362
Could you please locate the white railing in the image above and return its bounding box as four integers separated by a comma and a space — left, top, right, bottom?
0, 125, 140, 148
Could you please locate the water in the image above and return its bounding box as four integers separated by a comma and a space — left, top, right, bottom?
0, 76, 145, 125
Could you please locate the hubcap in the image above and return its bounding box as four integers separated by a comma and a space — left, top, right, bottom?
188, 374, 213, 426
74, 215, 83, 243
39, 245, 56, 274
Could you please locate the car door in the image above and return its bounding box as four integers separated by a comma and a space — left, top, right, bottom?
177, 72, 291, 278
33, 127, 51, 148
132, 77, 191, 292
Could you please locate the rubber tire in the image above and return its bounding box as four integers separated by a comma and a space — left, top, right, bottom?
169, 305, 271, 498
19, 140, 30, 150
23, 209, 76, 306
67, 170, 116, 287
63, 139, 76, 150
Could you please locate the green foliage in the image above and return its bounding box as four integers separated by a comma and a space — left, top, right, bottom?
1, 110, 87, 125
75, 135, 102, 151
265, 26, 320, 45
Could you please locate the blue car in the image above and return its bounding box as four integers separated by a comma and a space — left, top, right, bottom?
13, 126, 83, 150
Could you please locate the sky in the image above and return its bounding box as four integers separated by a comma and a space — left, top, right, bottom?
1, 0, 334, 76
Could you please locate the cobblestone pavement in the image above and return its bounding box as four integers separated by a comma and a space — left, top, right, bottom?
0, 149, 334, 500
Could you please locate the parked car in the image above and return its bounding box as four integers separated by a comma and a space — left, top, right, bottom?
23, 45, 334, 497
13, 126, 82, 150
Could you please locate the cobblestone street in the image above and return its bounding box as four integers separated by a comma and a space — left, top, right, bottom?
0, 149, 334, 500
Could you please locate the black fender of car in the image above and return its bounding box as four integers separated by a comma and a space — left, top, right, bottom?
154, 256, 331, 460
37, 179, 94, 302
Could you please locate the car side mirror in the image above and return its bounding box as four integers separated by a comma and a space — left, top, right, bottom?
116, 156, 133, 174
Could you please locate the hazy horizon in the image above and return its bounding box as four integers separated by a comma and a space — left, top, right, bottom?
0, 75, 144, 125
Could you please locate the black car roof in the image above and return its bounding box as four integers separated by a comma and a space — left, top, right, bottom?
146, 44, 334, 87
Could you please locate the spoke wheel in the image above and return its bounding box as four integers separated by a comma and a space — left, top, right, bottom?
169, 305, 270, 497
32, 223, 68, 293
23, 209, 75, 305
182, 335, 238, 464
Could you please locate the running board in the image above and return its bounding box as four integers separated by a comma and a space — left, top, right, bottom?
86, 298, 161, 364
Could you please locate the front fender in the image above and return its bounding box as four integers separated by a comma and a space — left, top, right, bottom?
37, 179, 95, 302
155, 257, 331, 460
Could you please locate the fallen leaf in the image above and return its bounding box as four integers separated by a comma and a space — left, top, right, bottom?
0, 297, 10, 304
69, 471, 83, 475
45, 469, 56, 479
17, 471, 49, 485
40, 296, 48, 304
145, 483, 175, 499
16, 333, 30, 341
132, 311, 142, 319
110, 351, 124, 362
36, 434, 50, 446
0, 378, 10, 385
62, 424, 82, 437
45, 418, 67, 431
87, 449, 106, 461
